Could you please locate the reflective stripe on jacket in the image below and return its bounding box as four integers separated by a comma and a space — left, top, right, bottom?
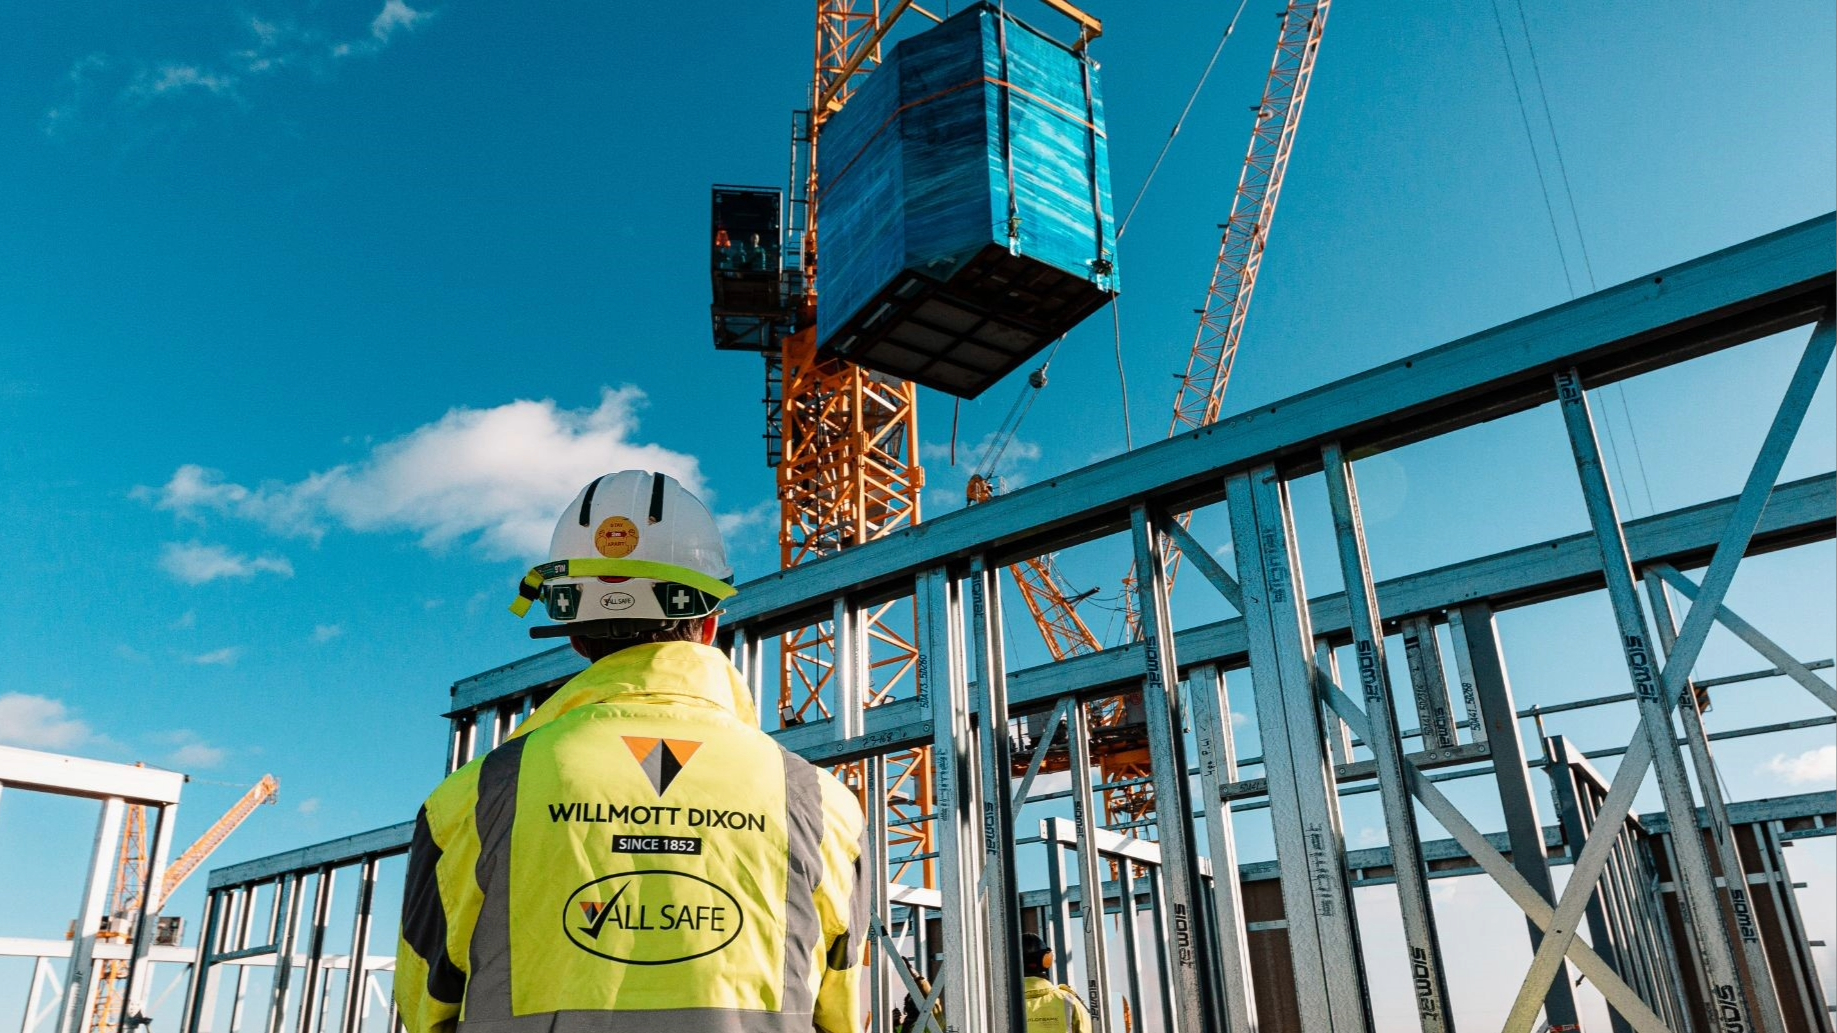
1022, 976, 1092, 1033
396, 642, 868, 1033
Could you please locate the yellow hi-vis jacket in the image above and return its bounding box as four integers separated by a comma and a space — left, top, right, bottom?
1022, 976, 1092, 1033
395, 642, 868, 1033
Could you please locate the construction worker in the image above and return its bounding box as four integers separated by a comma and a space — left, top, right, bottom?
1021, 933, 1091, 1033
395, 471, 868, 1033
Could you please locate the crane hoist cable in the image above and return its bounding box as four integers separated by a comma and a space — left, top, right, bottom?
967, 337, 1065, 496
1117, 0, 1252, 240
1490, 0, 1656, 515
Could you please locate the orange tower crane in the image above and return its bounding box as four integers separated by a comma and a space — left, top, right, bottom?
88, 775, 279, 1033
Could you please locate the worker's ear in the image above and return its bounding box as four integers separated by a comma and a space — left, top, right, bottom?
698, 615, 720, 646
1041, 950, 1055, 972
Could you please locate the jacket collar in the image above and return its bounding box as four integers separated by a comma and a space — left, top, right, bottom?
509, 641, 759, 740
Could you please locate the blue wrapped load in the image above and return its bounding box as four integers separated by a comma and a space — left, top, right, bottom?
815, 2, 1119, 398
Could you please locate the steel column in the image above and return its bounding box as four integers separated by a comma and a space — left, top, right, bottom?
1226, 467, 1369, 1031
1066, 699, 1116, 1033
1455, 601, 1584, 1027
1521, 365, 1770, 1032
340, 859, 379, 1033
1321, 443, 1454, 1032
1400, 617, 1458, 757
968, 560, 1024, 1032
58, 796, 125, 1033
122, 802, 180, 1028
1444, 609, 1485, 746
295, 871, 334, 1033
917, 567, 986, 1033
1128, 504, 1218, 1033
264, 876, 301, 1033
1187, 665, 1259, 1031
865, 757, 893, 1033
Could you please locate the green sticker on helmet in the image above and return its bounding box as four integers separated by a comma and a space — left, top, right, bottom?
545, 584, 582, 620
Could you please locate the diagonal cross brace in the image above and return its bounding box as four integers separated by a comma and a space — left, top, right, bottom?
1508, 317, 1833, 1030
1648, 563, 1837, 714
1315, 680, 1670, 1031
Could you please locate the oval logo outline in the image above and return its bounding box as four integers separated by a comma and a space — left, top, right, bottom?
562, 870, 744, 965
600, 592, 636, 611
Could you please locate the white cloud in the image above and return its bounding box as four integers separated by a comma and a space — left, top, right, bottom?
168, 741, 227, 769
1353, 827, 1386, 849
311, 624, 344, 644
920, 433, 1044, 488
170, 610, 197, 630
297, 797, 322, 815
42, 54, 108, 136
160, 541, 294, 585
44, 0, 433, 131
716, 499, 777, 538
0, 694, 93, 749
115, 644, 150, 663
144, 387, 705, 562
1764, 745, 1836, 786
130, 64, 236, 100
371, 0, 432, 42
333, 0, 435, 57
189, 647, 243, 667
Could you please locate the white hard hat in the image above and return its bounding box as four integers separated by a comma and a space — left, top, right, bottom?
510, 471, 735, 639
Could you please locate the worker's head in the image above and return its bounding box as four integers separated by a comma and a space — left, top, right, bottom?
510, 471, 734, 660
1021, 933, 1054, 977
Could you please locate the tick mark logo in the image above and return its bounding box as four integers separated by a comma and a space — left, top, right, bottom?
624, 737, 701, 797
564, 871, 743, 964
578, 883, 628, 938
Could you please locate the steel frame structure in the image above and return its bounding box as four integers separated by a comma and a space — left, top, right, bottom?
175, 826, 404, 1033
184, 217, 1837, 1033
0, 747, 185, 1033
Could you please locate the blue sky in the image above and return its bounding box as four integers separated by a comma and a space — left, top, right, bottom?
2, 0, 1834, 1024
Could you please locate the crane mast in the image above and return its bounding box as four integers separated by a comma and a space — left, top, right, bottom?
777, 0, 933, 884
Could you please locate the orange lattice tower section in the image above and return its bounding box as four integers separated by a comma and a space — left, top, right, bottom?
777, 0, 933, 886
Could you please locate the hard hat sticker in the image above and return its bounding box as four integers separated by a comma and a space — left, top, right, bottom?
655, 583, 714, 618
563, 871, 743, 965
594, 516, 641, 559
545, 584, 581, 620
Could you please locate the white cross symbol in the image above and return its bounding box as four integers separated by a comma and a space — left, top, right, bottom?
670, 588, 691, 609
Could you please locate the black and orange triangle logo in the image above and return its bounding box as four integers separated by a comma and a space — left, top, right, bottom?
622, 736, 702, 797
